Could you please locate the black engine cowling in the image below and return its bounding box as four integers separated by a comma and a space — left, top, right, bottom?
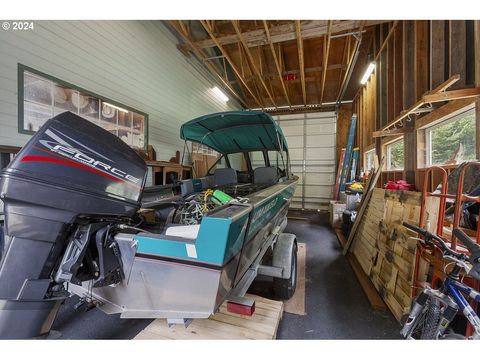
0, 111, 147, 338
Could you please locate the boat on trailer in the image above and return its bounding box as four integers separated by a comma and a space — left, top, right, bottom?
0, 110, 298, 338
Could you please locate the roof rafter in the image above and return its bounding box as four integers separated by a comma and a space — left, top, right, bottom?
263, 20, 291, 107
319, 21, 332, 105
168, 20, 247, 108
232, 20, 277, 107
199, 20, 263, 108
295, 20, 306, 105
186, 20, 389, 49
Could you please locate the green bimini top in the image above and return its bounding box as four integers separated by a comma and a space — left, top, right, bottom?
180, 111, 287, 154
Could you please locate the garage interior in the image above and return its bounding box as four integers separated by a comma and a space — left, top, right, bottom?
0, 18, 480, 340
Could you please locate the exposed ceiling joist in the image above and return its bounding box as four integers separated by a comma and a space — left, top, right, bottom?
188, 20, 389, 49
199, 20, 263, 108
232, 20, 277, 107
319, 21, 332, 105
168, 20, 248, 107
336, 25, 363, 104
263, 21, 291, 107
295, 21, 306, 105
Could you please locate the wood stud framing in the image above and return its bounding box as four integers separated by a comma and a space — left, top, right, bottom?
171, 20, 380, 110
319, 21, 332, 105
199, 20, 263, 108
232, 21, 277, 107
168, 21, 248, 108
295, 21, 307, 105
263, 21, 291, 107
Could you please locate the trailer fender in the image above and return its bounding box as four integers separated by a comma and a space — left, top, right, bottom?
272, 233, 297, 279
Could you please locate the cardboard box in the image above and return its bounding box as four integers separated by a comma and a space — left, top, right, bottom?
329, 200, 346, 228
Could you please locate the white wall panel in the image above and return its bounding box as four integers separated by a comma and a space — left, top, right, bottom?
0, 21, 240, 159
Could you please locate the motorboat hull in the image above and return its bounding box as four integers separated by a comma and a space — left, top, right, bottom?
69, 178, 297, 319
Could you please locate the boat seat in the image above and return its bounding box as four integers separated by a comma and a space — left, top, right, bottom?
214, 168, 237, 186
253, 166, 278, 185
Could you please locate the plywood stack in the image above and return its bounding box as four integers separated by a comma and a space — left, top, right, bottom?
351, 189, 431, 321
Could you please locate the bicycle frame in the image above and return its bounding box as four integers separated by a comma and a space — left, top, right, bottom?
443, 278, 480, 338
405, 278, 480, 339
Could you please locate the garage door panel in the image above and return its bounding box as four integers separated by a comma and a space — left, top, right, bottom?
305, 122, 336, 135
306, 134, 335, 147
306, 147, 335, 160
305, 172, 335, 185
286, 135, 304, 148
288, 148, 304, 161
305, 111, 336, 119
277, 112, 336, 209
304, 185, 333, 198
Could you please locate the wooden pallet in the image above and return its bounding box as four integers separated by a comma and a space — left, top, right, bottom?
350, 189, 432, 322
134, 294, 284, 340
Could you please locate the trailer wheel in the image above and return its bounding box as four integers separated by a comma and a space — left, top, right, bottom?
273, 242, 297, 300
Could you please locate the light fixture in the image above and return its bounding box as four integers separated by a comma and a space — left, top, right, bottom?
360, 62, 376, 85
103, 102, 129, 113
211, 86, 229, 102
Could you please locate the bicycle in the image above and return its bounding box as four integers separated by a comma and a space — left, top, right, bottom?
400, 222, 480, 339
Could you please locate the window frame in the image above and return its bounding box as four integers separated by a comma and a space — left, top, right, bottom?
17, 63, 149, 149
385, 137, 404, 171
424, 108, 476, 167
364, 148, 376, 172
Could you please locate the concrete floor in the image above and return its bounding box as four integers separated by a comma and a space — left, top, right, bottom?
50, 210, 401, 339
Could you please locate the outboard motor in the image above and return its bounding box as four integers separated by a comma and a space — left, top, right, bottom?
0, 112, 147, 338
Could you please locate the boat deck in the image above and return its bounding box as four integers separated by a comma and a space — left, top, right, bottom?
134, 294, 284, 340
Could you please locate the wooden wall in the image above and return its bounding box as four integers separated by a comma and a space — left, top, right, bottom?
351, 20, 479, 189
336, 103, 353, 161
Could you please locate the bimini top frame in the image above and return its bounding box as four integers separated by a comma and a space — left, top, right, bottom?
180, 110, 288, 154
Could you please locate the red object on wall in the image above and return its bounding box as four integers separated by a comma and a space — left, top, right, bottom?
282, 73, 298, 81
385, 180, 415, 191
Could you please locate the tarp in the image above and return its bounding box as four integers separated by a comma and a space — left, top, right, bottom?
180, 111, 288, 154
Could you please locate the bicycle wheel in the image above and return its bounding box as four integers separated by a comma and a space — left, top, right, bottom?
408, 297, 441, 339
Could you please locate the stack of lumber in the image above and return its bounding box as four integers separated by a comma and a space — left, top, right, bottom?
350, 189, 432, 321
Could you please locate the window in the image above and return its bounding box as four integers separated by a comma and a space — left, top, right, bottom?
386, 138, 404, 170
19, 64, 147, 149
364, 148, 376, 172
249, 151, 266, 170
267, 150, 286, 172
192, 142, 218, 157
227, 152, 247, 172
425, 109, 476, 166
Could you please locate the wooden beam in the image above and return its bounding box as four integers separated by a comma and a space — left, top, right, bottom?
199, 20, 263, 108
295, 21, 306, 105
381, 75, 461, 131
188, 20, 389, 50
263, 20, 291, 107
320, 21, 332, 105
423, 87, 480, 103
415, 21, 429, 100
168, 21, 247, 108
337, 36, 351, 96
336, 27, 363, 103
232, 21, 277, 108
430, 74, 461, 93
430, 20, 446, 89
372, 127, 414, 138
449, 20, 467, 88
415, 98, 477, 130
373, 21, 399, 63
